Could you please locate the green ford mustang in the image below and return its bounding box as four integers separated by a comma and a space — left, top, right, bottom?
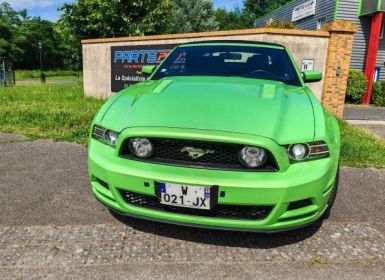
88, 41, 340, 232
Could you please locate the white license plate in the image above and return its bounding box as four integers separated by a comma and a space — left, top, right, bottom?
159, 182, 212, 210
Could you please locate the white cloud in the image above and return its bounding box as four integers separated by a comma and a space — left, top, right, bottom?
2, 0, 61, 9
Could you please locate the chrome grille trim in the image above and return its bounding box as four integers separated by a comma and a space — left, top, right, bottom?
92, 125, 107, 139
308, 141, 330, 158
119, 137, 279, 172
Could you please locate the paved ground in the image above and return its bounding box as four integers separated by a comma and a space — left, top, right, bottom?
344, 106, 385, 140
0, 133, 384, 279
344, 106, 385, 121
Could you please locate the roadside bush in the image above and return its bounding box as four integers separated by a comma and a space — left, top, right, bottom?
346, 70, 367, 104
265, 21, 296, 29
371, 81, 381, 103
373, 81, 385, 107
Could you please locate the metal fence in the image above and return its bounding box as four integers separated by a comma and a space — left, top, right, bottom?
0, 58, 15, 87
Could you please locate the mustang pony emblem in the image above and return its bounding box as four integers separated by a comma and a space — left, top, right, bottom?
181, 147, 215, 159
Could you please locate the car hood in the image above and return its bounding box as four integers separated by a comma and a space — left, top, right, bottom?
101, 76, 315, 144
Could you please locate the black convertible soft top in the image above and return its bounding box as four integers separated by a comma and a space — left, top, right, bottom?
179, 40, 285, 49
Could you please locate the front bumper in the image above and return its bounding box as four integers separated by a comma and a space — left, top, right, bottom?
88, 129, 338, 232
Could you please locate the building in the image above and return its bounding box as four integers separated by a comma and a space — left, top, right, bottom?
255, 0, 384, 104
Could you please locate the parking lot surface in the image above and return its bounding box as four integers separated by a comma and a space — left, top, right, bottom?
344, 106, 385, 121
1, 133, 384, 279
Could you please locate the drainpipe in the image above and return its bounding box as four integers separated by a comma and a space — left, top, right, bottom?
363, 12, 383, 104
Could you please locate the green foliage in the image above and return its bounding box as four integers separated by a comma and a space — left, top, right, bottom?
0, 83, 103, 145
214, 7, 254, 30
244, 0, 292, 19
0, 2, 67, 69
215, 0, 293, 31
0, 2, 25, 65
57, 0, 173, 65
18, 18, 67, 69
59, 0, 172, 38
165, 0, 218, 33
371, 81, 381, 103
265, 20, 296, 29
15, 70, 79, 80
346, 70, 368, 104
372, 81, 385, 107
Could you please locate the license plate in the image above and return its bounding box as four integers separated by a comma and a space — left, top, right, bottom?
157, 182, 216, 210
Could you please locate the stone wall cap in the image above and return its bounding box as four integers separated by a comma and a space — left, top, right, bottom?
322, 20, 358, 33
81, 28, 330, 44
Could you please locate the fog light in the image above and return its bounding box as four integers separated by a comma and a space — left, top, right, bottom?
238, 146, 267, 168
129, 138, 154, 158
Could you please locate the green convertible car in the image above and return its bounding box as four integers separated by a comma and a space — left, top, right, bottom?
88, 40, 340, 232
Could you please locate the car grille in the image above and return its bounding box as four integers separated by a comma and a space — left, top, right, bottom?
120, 190, 273, 221
119, 138, 278, 171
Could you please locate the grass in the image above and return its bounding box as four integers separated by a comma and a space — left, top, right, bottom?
0, 83, 385, 168
0, 83, 103, 145
340, 120, 385, 168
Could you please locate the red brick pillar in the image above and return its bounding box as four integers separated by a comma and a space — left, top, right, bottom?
321, 21, 357, 118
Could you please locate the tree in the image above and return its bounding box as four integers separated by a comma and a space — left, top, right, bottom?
214, 7, 254, 30
244, 0, 291, 19
0, 2, 67, 69
57, 0, 172, 67
164, 0, 218, 34
0, 2, 25, 65
58, 0, 171, 39
17, 18, 66, 69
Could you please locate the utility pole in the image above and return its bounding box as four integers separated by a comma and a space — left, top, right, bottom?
38, 42, 45, 83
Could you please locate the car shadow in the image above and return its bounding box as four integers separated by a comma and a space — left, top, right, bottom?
109, 210, 322, 249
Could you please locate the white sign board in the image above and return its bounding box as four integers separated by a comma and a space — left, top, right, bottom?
292, 0, 317, 22
301, 59, 314, 71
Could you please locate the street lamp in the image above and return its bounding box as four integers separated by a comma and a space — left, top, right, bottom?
38, 42, 45, 83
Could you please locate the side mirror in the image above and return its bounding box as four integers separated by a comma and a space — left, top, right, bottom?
142, 65, 156, 76
302, 70, 322, 83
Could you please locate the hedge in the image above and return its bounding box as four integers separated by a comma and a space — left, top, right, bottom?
346, 70, 368, 104
372, 81, 385, 107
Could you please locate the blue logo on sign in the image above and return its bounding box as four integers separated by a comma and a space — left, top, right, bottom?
114, 50, 158, 64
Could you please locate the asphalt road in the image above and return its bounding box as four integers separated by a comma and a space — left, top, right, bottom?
1, 133, 384, 279
344, 106, 385, 121
344, 106, 385, 140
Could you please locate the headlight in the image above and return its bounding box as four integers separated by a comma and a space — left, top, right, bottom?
128, 138, 154, 158
238, 146, 267, 168
288, 141, 329, 161
288, 143, 310, 161
92, 125, 119, 147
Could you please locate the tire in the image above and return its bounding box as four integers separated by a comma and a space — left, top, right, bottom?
323, 166, 339, 219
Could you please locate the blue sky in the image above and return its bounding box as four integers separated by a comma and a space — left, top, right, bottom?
3, 0, 244, 22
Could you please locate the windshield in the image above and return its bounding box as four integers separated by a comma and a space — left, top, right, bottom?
152, 45, 301, 86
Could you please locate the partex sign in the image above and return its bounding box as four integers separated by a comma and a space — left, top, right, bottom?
291, 0, 316, 22
111, 44, 176, 92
